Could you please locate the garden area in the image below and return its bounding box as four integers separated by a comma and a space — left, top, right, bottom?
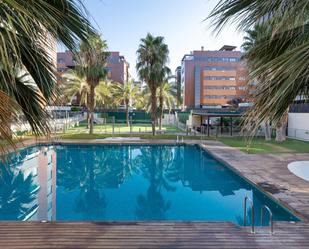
64, 123, 183, 134
218, 137, 309, 154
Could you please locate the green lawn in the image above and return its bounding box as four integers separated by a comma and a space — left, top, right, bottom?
65, 123, 182, 134
60, 133, 205, 140
218, 137, 309, 154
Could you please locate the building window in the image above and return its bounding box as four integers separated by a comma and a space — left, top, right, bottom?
238, 76, 246, 81
205, 86, 236, 90
32, 168, 38, 177
48, 186, 52, 195
205, 66, 234, 71
194, 57, 240, 62
47, 201, 52, 211
205, 76, 236, 81
204, 95, 236, 99
57, 58, 64, 64
238, 86, 246, 91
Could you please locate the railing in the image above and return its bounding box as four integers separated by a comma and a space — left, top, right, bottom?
244, 196, 255, 233
261, 205, 274, 235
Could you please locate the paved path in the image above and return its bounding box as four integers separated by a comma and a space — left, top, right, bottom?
200, 140, 309, 220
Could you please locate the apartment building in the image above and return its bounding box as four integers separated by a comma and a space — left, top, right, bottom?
181, 45, 248, 108
57, 50, 75, 73
175, 66, 182, 107
106, 52, 130, 84
57, 50, 130, 83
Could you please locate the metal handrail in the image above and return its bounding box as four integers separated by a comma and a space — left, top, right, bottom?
261, 205, 274, 235
244, 196, 255, 233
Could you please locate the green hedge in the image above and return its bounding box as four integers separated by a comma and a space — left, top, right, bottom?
177, 112, 190, 124
99, 111, 152, 124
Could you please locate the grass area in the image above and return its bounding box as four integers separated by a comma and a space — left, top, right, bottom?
65, 123, 182, 134
218, 137, 309, 154
60, 133, 205, 140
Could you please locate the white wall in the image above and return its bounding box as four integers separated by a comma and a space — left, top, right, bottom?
288, 113, 309, 141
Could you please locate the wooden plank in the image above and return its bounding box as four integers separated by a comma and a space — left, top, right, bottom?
0, 222, 309, 249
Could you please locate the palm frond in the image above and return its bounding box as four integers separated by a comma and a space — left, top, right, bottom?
0, 0, 96, 149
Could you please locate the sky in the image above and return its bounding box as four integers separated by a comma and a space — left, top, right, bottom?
79, 0, 244, 79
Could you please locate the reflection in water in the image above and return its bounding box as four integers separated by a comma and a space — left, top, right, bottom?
0, 145, 299, 224
0, 146, 56, 221
134, 146, 176, 220
0, 166, 38, 220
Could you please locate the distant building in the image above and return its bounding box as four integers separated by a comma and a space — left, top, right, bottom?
181, 45, 248, 108
56, 50, 130, 83
107, 52, 130, 84
175, 66, 182, 107
57, 50, 75, 73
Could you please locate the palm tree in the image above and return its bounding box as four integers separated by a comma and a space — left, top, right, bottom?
158, 81, 176, 130
0, 0, 94, 153
241, 26, 272, 141
207, 0, 309, 140
75, 35, 110, 134
95, 81, 115, 109
169, 77, 182, 109
112, 80, 140, 126
61, 70, 89, 106
61, 70, 113, 127
136, 33, 170, 135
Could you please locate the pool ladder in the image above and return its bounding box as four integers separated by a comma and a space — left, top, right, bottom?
243, 196, 274, 235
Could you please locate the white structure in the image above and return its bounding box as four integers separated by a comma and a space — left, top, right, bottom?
288, 161, 309, 182
288, 113, 309, 141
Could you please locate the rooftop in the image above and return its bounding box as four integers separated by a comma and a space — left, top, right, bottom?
219, 45, 237, 51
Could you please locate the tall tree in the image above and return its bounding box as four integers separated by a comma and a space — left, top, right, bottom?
76, 35, 110, 134
60, 70, 89, 106
0, 0, 95, 153
136, 33, 170, 135
207, 0, 309, 139
158, 81, 176, 130
61, 70, 113, 127
241, 26, 272, 141
112, 80, 140, 126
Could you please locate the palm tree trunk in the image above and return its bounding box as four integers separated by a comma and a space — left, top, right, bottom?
150, 86, 157, 136
86, 109, 90, 129
125, 102, 129, 126
86, 93, 90, 129
89, 85, 95, 135
159, 110, 163, 130
275, 110, 288, 142
265, 119, 271, 141
159, 88, 163, 131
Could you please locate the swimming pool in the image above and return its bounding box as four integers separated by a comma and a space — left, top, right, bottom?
0, 144, 299, 225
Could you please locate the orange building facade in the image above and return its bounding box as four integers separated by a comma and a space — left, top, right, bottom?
181, 46, 248, 108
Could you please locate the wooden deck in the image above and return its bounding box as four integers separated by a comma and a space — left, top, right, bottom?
1, 221, 309, 249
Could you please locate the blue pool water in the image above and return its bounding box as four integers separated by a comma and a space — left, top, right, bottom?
0, 144, 299, 225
